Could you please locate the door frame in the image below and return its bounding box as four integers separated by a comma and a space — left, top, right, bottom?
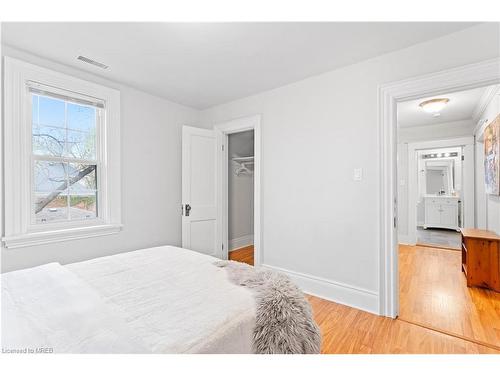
214, 115, 262, 266
407, 137, 474, 245
379, 58, 500, 318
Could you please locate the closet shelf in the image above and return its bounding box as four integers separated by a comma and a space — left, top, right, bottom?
232, 156, 254, 164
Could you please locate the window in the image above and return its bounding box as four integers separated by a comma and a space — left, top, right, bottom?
31, 88, 101, 224
3, 58, 122, 248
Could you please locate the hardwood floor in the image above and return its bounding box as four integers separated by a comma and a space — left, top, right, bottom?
228, 245, 254, 266
229, 243, 500, 353
308, 295, 499, 354
399, 244, 500, 350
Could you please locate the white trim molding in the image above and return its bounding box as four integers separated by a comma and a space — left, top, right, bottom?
229, 234, 254, 251
472, 84, 500, 125
262, 264, 379, 314
473, 85, 500, 138
2, 224, 123, 249
2, 57, 122, 248
397, 234, 412, 245
379, 58, 500, 318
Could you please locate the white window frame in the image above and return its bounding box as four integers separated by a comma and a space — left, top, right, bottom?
3, 57, 122, 248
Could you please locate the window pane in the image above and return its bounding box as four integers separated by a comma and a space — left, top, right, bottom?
32, 94, 97, 160
69, 193, 97, 220
68, 163, 97, 192
34, 161, 67, 192
36, 95, 65, 128
31, 91, 100, 225
32, 124, 65, 156
66, 129, 96, 160
35, 192, 69, 224
67, 103, 96, 132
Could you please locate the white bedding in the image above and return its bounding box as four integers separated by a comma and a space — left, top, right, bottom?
2, 246, 256, 354
1, 262, 148, 353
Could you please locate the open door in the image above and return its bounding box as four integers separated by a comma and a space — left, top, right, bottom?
182, 126, 220, 258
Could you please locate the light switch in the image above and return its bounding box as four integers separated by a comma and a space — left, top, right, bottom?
353, 168, 363, 181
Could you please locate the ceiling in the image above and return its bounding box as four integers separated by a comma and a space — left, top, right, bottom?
397, 86, 491, 128
2, 22, 479, 109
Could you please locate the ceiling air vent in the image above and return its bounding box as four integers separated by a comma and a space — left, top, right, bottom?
77, 55, 109, 70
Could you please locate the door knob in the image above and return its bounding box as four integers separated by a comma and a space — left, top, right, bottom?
185, 204, 192, 216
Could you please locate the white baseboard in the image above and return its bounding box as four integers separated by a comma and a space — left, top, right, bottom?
261, 264, 379, 315
398, 234, 412, 245
229, 234, 254, 251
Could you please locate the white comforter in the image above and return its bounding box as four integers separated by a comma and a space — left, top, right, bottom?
1, 263, 148, 353
2, 246, 256, 353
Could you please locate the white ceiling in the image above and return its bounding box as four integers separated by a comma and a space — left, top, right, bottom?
397, 86, 490, 128
2, 22, 479, 109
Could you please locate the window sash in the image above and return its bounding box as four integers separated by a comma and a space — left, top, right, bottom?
27, 81, 105, 109
28, 88, 103, 228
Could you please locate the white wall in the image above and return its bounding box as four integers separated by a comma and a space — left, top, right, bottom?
228, 131, 254, 249
1, 46, 202, 272
475, 87, 500, 232
398, 119, 474, 143
200, 23, 500, 313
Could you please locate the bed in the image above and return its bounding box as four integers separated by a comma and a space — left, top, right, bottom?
2, 245, 321, 354
2, 246, 256, 353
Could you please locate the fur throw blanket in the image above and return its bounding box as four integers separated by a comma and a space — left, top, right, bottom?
214, 260, 321, 354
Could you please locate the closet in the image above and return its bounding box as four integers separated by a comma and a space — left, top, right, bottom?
227, 130, 255, 255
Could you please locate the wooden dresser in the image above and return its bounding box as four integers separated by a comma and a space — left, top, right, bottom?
460, 228, 500, 292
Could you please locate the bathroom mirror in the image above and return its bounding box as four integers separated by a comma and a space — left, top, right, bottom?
425, 160, 454, 195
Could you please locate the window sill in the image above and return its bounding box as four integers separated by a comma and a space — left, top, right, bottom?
2, 224, 123, 249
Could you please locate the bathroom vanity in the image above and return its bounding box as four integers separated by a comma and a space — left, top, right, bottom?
423, 195, 459, 231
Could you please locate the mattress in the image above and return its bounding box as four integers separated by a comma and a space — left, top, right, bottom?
2, 246, 256, 353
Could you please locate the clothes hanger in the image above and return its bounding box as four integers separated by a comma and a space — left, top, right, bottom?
235, 162, 252, 176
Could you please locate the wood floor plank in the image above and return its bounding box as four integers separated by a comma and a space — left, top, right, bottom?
398, 244, 500, 349
228, 245, 254, 266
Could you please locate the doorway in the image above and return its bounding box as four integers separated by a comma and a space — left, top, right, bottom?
214, 115, 262, 266
227, 130, 255, 265
404, 138, 474, 250
394, 82, 500, 348
379, 58, 500, 319
181, 115, 261, 263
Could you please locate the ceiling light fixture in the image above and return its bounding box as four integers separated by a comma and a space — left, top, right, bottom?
419, 98, 449, 114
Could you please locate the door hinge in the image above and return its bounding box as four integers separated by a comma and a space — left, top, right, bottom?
222, 243, 224, 250
222, 144, 224, 151
461, 155, 464, 161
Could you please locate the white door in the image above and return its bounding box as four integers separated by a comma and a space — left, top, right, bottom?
182, 126, 220, 258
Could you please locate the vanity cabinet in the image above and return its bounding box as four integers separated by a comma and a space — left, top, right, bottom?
423, 196, 459, 231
